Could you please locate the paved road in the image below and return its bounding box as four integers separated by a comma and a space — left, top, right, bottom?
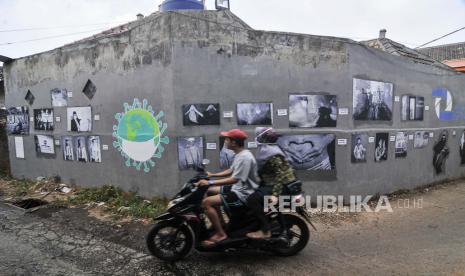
1, 181, 465, 275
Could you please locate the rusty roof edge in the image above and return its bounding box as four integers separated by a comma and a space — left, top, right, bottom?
0, 55, 14, 63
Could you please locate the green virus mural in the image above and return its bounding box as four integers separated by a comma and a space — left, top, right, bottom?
113, 99, 169, 172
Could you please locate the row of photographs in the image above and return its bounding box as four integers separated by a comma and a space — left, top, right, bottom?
177, 130, 465, 174
34, 135, 102, 163
6, 106, 92, 135
183, 79, 421, 127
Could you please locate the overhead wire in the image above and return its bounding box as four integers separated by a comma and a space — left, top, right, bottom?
0, 21, 129, 33
415, 26, 465, 49
0, 27, 112, 46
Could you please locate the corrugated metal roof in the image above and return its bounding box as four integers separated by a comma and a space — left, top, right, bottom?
418, 42, 465, 61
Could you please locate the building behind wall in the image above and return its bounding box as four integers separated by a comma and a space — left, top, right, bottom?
3, 10, 465, 199
418, 42, 465, 73
0, 66, 10, 176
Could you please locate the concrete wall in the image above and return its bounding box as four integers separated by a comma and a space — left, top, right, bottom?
4, 10, 465, 198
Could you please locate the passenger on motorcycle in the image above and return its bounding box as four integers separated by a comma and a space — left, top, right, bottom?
246, 127, 297, 239
196, 129, 260, 247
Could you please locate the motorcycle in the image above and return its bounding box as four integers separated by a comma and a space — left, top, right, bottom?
146, 160, 314, 261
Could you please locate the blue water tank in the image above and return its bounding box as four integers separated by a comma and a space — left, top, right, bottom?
160, 0, 205, 11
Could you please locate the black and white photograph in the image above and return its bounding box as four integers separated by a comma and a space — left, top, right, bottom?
51, 88, 68, 107
74, 136, 89, 162
182, 103, 220, 126
277, 134, 336, 170
401, 95, 424, 121
237, 103, 273, 125
353, 78, 393, 121
177, 136, 204, 170
6, 106, 29, 135
34, 109, 54, 131
289, 94, 337, 128
395, 132, 408, 158
351, 133, 368, 163
433, 130, 449, 174
62, 136, 74, 161
414, 131, 429, 149
374, 133, 389, 162
88, 136, 102, 163
216, 0, 230, 10
34, 135, 55, 155
219, 136, 235, 169
67, 107, 92, 132
460, 130, 465, 165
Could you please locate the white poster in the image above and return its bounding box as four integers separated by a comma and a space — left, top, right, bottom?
337, 139, 348, 146
277, 109, 288, 116
206, 143, 217, 150
338, 108, 349, 115
14, 137, 25, 159
223, 111, 234, 118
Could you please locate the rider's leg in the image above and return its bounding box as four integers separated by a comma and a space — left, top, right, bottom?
245, 191, 271, 239
202, 195, 227, 242
206, 186, 225, 226
206, 186, 221, 196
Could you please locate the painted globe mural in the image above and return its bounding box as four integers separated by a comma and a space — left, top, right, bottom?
113, 99, 169, 172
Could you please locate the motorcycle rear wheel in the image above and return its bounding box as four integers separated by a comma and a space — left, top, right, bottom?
272, 214, 310, 257
146, 221, 195, 261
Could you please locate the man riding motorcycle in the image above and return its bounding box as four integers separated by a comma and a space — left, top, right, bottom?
197, 129, 260, 247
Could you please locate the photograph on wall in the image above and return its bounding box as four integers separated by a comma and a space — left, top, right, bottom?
277, 134, 336, 170
401, 95, 424, 121
219, 136, 235, 169
14, 137, 25, 159
353, 78, 393, 121
374, 133, 389, 162
34, 135, 55, 155
216, 0, 230, 10
237, 103, 273, 125
88, 136, 102, 163
414, 131, 429, 149
67, 106, 92, 132
289, 94, 337, 128
460, 130, 465, 165
51, 88, 68, 107
6, 106, 29, 135
433, 130, 449, 174
74, 136, 89, 162
34, 109, 54, 131
351, 133, 368, 163
62, 136, 75, 161
182, 103, 220, 125
395, 132, 408, 158
178, 136, 204, 170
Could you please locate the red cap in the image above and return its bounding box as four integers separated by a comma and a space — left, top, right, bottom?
220, 129, 248, 140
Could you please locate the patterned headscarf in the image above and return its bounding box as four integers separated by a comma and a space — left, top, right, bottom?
255, 127, 285, 169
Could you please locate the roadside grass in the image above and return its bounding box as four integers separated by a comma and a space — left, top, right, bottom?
0, 176, 168, 221
69, 185, 168, 219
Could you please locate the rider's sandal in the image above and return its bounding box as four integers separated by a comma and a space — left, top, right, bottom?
202, 237, 227, 247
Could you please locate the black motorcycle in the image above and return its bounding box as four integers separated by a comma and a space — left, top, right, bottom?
146, 160, 314, 261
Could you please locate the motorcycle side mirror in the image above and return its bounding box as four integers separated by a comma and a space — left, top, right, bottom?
202, 159, 210, 166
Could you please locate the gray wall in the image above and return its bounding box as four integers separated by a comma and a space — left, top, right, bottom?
4, 10, 465, 198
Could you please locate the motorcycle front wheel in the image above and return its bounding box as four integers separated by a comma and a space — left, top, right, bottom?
272, 214, 310, 257
146, 221, 195, 261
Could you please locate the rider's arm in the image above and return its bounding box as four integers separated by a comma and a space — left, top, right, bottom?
209, 168, 233, 178
210, 176, 238, 186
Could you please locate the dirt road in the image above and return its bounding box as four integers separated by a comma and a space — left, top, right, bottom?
1, 181, 465, 275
